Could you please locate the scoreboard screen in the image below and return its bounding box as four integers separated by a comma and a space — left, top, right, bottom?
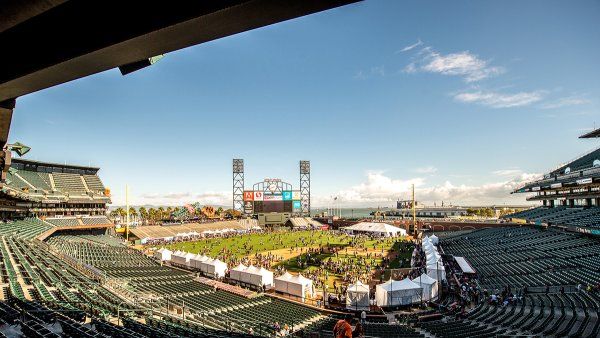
243, 190, 299, 214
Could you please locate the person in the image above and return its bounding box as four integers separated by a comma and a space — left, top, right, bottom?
352, 321, 365, 338
333, 314, 353, 338
360, 310, 366, 324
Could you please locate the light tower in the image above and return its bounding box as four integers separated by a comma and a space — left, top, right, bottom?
233, 159, 244, 213
300, 160, 310, 216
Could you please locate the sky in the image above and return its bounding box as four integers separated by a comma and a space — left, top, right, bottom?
9, 0, 600, 208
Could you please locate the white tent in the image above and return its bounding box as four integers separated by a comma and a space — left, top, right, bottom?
346, 281, 370, 311
189, 254, 209, 269
257, 267, 274, 287
243, 265, 261, 285
275, 273, 313, 300
412, 273, 438, 301
154, 248, 172, 261
342, 222, 407, 237
426, 264, 446, 282
430, 234, 439, 245
274, 272, 293, 293
375, 278, 422, 306
230, 263, 247, 282
184, 252, 196, 267
170, 250, 188, 266
201, 258, 227, 278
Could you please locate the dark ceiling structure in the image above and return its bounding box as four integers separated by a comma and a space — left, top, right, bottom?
0, 0, 360, 148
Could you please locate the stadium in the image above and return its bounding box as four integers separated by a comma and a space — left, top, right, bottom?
1, 2, 599, 338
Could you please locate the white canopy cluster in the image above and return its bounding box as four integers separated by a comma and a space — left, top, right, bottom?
423, 235, 446, 282
167, 250, 228, 278
274, 272, 314, 301
230, 264, 274, 288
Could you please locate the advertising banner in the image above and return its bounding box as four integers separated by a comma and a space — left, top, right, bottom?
293, 200, 302, 211
244, 201, 254, 214
282, 191, 293, 201
576, 178, 593, 185
292, 191, 301, 200
264, 194, 283, 201
550, 183, 562, 189
243, 191, 254, 201
531, 186, 541, 191
253, 191, 264, 201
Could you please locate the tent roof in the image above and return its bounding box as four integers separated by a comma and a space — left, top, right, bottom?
276, 272, 293, 281
412, 273, 437, 285
343, 222, 406, 234
377, 278, 421, 291
232, 263, 247, 271
455, 256, 476, 274
348, 280, 369, 293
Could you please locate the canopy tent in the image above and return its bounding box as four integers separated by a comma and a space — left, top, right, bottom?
189, 254, 209, 269
257, 267, 274, 287
275, 273, 314, 301
200, 258, 227, 278
153, 248, 172, 262
342, 222, 407, 237
454, 256, 476, 274
184, 252, 196, 267
230, 263, 247, 282
375, 278, 422, 307
274, 272, 293, 293
170, 250, 188, 266
426, 264, 446, 282
412, 273, 439, 301
346, 281, 370, 311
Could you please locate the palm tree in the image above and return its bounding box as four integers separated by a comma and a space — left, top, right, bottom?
148, 208, 157, 224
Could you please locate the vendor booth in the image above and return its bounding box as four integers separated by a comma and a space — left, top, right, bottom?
375, 278, 422, 306
346, 280, 370, 311
154, 248, 172, 262
412, 273, 439, 301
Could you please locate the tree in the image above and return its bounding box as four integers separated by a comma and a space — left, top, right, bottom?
129, 207, 138, 219
216, 207, 224, 217
139, 207, 148, 222
148, 208, 157, 224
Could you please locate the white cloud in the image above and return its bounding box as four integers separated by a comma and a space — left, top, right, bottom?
114, 190, 231, 206
398, 39, 423, 53
422, 51, 504, 82
404, 45, 504, 82
453, 90, 545, 108
415, 166, 438, 174
492, 169, 522, 177
314, 171, 540, 207
540, 95, 591, 109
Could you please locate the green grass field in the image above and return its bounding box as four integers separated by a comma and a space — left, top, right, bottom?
164, 230, 414, 289
166, 230, 353, 258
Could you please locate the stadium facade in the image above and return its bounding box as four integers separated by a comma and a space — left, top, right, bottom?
506, 129, 600, 235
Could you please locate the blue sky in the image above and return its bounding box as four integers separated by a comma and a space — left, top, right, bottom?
10, 0, 600, 207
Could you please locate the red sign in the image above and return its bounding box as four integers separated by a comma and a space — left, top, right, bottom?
243, 191, 254, 201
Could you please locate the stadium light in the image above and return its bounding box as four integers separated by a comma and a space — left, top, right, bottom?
119, 55, 164, 75
5, 141, 30, 156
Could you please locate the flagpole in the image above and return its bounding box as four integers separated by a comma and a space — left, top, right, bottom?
126, 184, 130, 242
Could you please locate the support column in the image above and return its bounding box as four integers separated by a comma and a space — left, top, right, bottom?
0, 98, 15, 184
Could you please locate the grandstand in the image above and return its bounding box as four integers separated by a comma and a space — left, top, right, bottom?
128, 219, 259, 243
0, 158, 111, 218
506, 130, 600, 234
421, 226, 600, 338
